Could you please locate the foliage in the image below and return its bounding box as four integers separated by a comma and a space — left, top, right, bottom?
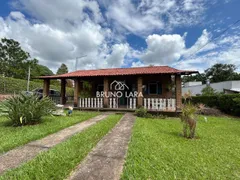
3, 93, 56, 126
0, 102, 8, 116
201, 85, 216, 96
80, 81, 93, 98
181, 103, 198, 138
135, 107, 167, 119
0, 114, 122, 179
181, 91, 198, 138
135, 107, 148, 117
189, 94, 240, 116
0, 76, 74, 96
205, 63, 240, 83
183, 63, 240, 84
56, 63, 68, 75
0, 38, 37, 79
182, 73, 207, 84
0, 111, 98, 153
122, 116, 240, 179
31, 64, 54, 77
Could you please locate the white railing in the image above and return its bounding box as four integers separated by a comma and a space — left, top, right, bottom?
127, 98, 137, 109
79, 98, 103, 108
144, 98, 176, 111
108, 97, 137, 109
109, 98, 118, 108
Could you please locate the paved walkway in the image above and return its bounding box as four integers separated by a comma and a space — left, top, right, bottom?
0, 114, 109, 175
68, 113, 136, 180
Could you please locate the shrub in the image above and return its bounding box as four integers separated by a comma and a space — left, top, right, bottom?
135, 107, 167, 119
3, 93, 56, 126
189, 94, 240, 116
181, 92, 198, 139
201, 86, 216, 96
181, 103, 198, 138
135, 107, 147, 117
0, 102, 8, 116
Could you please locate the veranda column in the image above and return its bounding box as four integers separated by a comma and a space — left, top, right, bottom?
43, 79, 50, 96
60, 79, 66, 104
103, 77, 109, 108
137, 76, 143, 107
175, 74, 182, 111
74, 79, 80, 107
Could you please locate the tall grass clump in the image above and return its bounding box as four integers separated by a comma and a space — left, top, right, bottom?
3, 93, 56, 126
181, 91, 198, 139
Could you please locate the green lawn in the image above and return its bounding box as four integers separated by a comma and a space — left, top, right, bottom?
0, 114, 122, 180
122, 116, 240, 180
0, 111, 99, 154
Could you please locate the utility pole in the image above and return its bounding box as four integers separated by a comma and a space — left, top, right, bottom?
75, 55, 87, 71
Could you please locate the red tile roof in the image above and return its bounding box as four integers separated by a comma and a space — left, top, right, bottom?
39, 66, 198, 79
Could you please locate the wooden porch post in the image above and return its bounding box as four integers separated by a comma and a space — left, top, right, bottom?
175, 74, 182, 111
103, 77, 109, 108
60, 79, 66, 104
43, 79, 50, 96
137, 76, 143, 107
74, 79, 80, 107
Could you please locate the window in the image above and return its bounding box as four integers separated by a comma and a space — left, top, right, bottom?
148, 83, 158, 94
148, 82, 162, 95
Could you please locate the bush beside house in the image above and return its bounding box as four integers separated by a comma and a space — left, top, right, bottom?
188, 94, 240, 116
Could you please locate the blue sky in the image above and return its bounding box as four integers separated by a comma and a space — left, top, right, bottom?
0, 0, 239, 73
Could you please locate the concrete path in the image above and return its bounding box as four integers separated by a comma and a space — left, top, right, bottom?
0, 114, 109, 175
68, 113, 136, 180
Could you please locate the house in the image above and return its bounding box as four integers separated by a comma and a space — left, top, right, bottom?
182, 80, 240, 96
39, 66, 197, 112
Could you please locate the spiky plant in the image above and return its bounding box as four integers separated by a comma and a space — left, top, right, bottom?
3, 93, 56, 126
181, 91, 198, 139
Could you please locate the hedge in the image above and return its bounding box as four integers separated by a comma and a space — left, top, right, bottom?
186, 94, 240, 116
0, 77, 74, 96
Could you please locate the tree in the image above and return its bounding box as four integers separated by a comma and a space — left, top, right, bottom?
205, 63, 237, 83
201, 86, 216, 96
182, 73, 207, 84
31, 64, 54, 77
56, 63, 68, 75
0, 38, 37, 79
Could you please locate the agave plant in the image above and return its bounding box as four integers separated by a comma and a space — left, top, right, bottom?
3, 93, 56, 126
0, 102, 8, 116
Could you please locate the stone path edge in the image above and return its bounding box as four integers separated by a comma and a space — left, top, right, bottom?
0, 113, 110, 175
68, 113, 136, 180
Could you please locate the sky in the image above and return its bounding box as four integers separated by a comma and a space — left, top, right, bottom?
0, 0, 239, 73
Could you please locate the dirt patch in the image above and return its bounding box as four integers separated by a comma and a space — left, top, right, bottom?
0, 94, 12, 102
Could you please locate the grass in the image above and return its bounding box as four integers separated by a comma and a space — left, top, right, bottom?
0, 111, 99, 154
0, 114, 122, 180
122, 116, 240, 180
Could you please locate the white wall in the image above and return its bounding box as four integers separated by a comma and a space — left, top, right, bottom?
182, 80, 240, 96
184, 81, 202, 87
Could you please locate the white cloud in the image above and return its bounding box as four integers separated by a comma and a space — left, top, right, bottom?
141, 34, 186, 65
101, 0, 209, 35
105, 43, 129, 68
0, 11, 110, 72
174, 29, 240, 72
